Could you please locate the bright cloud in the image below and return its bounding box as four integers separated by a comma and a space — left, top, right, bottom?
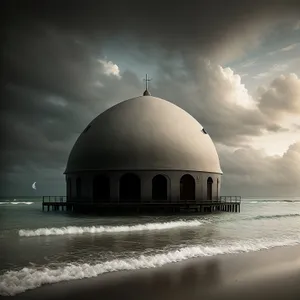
98, 59, 121, 78
218, 66, 255, 108
258, 73, 300, 120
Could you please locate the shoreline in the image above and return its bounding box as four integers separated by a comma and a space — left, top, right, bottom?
7, 244, 300, 300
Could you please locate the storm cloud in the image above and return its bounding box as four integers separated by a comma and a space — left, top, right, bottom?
220, 142, 300, 197
1, 0, 300, 196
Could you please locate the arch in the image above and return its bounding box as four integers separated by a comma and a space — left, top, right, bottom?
119, 173, 141, 202
207, 177, 213, 200
67, 178, 72, 201
152, 175, 168, 201
76, 177, 82, 199
180, 174, 195, 201
93, 175, 110, 202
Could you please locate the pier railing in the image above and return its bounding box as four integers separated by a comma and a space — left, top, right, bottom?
219, 196, 241, 203
43, 196, 67, 203
43, 196, 241, 204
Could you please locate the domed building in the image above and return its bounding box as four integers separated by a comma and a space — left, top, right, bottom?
64, 85, 223, 212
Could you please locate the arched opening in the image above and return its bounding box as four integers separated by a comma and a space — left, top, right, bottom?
93, 175, 110, 202
207, 177, 213, 200
67, 178, 72, 201
76, 177, 82, 199
152, 175, 168, 201
119, 173, 141, 202
180, 174, 195, 201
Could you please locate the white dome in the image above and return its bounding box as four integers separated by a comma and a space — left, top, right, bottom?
65, 96, 222, 174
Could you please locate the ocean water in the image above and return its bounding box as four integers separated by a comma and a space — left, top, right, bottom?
1, 196, 300, 296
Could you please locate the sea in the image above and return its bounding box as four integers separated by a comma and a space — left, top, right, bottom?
1, 196, 300, 296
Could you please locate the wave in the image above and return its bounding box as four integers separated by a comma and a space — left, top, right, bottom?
19, 219, 204, 237
248, 200, 300, 204
1, 237, 299, 296
251, 213, 300, 221
0, 202, 33, 205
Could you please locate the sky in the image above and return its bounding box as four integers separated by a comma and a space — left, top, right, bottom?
1, 0, 300, 197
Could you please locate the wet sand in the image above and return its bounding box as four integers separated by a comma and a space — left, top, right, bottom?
8, 245, 300, 300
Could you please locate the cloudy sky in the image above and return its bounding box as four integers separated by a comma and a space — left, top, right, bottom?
1, 0, 300, 197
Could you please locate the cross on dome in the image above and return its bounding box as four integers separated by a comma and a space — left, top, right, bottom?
143, 74, 152, 96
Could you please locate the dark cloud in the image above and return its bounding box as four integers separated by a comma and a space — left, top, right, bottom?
2, 0, 300, 66
2, 27, 98, 102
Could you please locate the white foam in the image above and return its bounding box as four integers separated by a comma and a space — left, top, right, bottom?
1, 237, 299, 296
19, 220, 204, 237
0, 202, 33, 205
253, 213, 300, 220
247, 200, 300, 204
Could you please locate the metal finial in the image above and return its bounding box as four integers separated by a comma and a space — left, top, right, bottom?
143, 74, 152, 96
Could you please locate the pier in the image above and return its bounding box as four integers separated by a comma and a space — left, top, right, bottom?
42, 196, 241, 214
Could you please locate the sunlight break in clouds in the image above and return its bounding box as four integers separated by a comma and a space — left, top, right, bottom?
220, 141, 300, 196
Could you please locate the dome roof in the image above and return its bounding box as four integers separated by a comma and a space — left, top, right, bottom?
65, 96, 222, 174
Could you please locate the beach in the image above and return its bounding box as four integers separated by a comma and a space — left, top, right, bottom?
9, 244, 300, 300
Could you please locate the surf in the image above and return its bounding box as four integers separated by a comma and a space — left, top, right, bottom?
248, 200, 300, 204
1, 237, 299, 296
251, 213, 300, 221
0, 202, 33, 205
18, 219, 204, 237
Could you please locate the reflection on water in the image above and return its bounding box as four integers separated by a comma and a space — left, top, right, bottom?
96, 257, 222, 300
146, 258, 221, 300
61, 223, 217, 264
